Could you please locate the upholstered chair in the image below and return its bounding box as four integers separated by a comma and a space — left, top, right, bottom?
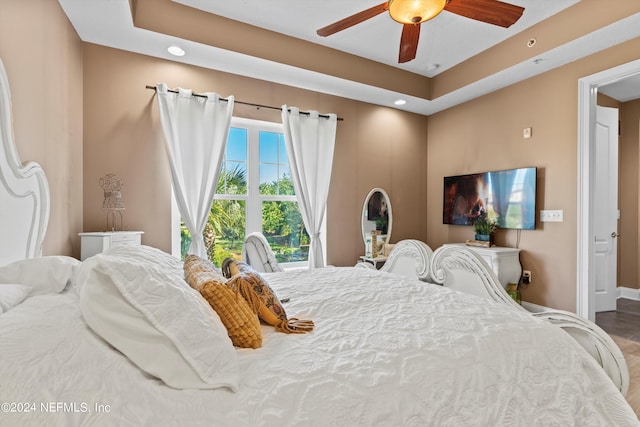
242, 232, 284, 273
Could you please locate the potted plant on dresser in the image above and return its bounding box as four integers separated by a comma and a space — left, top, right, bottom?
472, 212, 498, 245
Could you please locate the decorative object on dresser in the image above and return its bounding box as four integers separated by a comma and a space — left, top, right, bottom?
471, 211, 498, 244
371, 230, 381, 258
78, 231, 144, 261
505, 282, 522, 304
100, 173, 125, 231
465, 239, 492, 248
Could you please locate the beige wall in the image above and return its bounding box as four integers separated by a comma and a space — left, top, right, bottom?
2, 1, 638, 310
0, 0, 83, 258
82, 44, 428, 265
619, 99, 640, 290
427, 37, 640, 311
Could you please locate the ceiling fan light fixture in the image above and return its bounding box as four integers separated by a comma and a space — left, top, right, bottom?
388, 0, 446, 25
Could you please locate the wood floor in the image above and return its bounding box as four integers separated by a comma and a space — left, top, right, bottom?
611, 335, 640, 419
596, 299, 640, 418
596, 298, 640, 342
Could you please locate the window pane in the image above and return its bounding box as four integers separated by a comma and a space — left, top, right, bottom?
279, 135, 288, 164
259, 131, 279, 164
210, 199, 246, 267
259, 130, 293, 196
259, 164, 279, 194
180, 199, 246, 267
262, 201, 309, 263
279, 166, 294, 195
227, 128, 247, 161
218, 128, 247, 195
218, 161, 247, 195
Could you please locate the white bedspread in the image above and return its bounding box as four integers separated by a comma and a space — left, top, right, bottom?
1, 267, 637, 426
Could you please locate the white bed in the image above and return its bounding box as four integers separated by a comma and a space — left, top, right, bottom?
1, 57, 638, 426
1, 256, 637, 426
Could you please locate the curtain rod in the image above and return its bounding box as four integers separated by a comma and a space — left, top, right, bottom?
145, 86, 343, 121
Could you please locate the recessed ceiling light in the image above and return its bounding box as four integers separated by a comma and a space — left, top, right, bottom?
425, 64, 440, 73
394, 99, 407, 106
167, 46, 185, 57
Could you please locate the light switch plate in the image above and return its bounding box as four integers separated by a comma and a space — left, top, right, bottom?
540, 210, 563, 222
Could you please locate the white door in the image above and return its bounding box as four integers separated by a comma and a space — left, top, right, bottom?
593, 106, 619, 313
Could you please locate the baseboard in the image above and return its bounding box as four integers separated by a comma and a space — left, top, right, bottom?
617, 287, 640, 301
523, 293, 638, 313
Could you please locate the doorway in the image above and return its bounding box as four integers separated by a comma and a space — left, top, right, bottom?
577, 58, 640, 322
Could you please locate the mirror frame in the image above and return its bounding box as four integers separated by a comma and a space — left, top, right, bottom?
361, 187, 393, 248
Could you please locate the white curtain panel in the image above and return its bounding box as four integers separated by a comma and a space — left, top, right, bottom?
281, 106, 337, 269
156, 83, 234, 258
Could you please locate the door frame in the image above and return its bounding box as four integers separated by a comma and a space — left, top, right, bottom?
577, 58, 640, 321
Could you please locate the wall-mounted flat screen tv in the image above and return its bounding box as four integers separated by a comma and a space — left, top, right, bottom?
443, 167, 537, 230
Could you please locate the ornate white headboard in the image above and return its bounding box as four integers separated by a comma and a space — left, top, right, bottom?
0, 58, 50, 266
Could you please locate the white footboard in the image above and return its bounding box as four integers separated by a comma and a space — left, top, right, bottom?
356, 239, 433, 281
532, 310, 629, 396
429, 244, 630, 396
430, 245, 522, 310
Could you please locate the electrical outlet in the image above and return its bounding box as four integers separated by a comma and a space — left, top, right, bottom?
540, 210, 564, 222
522, 270, 531, 284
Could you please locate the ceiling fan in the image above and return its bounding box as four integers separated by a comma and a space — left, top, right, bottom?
316, 0, 525, 64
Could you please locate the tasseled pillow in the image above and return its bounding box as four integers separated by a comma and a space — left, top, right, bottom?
222, 258, 314, 334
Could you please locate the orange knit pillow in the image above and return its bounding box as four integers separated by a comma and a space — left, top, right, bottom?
183, 255, 226, 290
184, 255, 262, 349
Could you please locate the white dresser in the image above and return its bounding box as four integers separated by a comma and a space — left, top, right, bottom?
443, 243, 522, 288
79, 231, 144, 260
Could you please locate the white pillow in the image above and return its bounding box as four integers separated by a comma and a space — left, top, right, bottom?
78, 245, 239, 391
0, 256, 81, 295
0, 284, 32, 314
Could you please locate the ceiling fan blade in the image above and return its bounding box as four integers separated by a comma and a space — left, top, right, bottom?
317, 2, 389, 37
445, 0, 524, 28
398, 23, 420, 63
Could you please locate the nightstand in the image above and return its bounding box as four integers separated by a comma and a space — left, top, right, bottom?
442, 243, 522, 288
79, 231, 144, 260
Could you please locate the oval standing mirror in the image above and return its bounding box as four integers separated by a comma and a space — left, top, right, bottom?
361, 188, 392, 256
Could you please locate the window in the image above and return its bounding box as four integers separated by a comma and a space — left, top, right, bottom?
178, 117, 310, 267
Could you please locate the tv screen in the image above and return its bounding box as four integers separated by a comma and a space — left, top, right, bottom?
443, 167, 537, 230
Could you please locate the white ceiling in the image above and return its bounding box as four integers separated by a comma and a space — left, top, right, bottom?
175, 0, 579, 77
58, 0, 640, 114
599, 73, 640, 102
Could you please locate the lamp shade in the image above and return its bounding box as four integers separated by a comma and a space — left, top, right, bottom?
388, 0, 446, 24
